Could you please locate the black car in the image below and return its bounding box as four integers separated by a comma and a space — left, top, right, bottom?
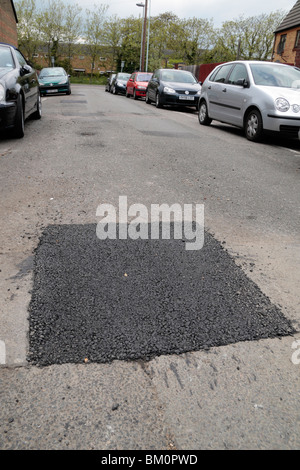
0, 43, 41, 138
146, 69, 202, 109
105, 73, 116, 92
110, 72, 131, 95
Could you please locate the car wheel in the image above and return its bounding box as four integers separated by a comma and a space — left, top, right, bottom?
13, 95, 25, 138
113, 86, 118, 95
245, 109, 263, 142
198, 100, 212, 126
66, 87, 71, 95
126, 89, 130, 98
133, 90, 138, 100
32, 93, 42, 120
145, 91, 151, 104
155, 92, 163, 108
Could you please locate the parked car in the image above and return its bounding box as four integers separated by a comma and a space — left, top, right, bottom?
0, 42, 41, 138
126, 71, 153, 100
38, 67, 71, 96
105, 73, 116, 92
110, 73, 131, 95
146, 69, 201, 109
198, 60, 300, 142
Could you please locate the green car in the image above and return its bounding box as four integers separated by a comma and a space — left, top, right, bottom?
39, 67, 71, 96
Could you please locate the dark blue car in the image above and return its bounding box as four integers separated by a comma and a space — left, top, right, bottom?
0, 43, 41, 138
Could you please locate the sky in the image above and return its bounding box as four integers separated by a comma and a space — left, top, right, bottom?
71, 0, 296, 27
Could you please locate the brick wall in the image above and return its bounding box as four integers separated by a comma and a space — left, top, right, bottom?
0, 0, 18, 47
273, 26, 300, 65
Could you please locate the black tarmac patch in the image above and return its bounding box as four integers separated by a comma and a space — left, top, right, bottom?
28, 224, 295, 366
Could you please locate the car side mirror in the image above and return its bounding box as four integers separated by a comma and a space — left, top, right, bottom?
20, 64, 33, 76
236, 78, 249, 88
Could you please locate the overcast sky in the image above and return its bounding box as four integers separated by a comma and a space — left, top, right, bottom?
72, 0, 295, 27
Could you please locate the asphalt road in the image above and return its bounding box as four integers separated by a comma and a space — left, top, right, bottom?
0, 84, 299, 450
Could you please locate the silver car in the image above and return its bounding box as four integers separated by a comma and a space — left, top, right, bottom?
198, 60, 300, 142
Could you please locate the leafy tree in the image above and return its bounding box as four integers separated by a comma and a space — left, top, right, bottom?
61, 3, 83, 73
117, 16, 141, 72
38, 0, 67, 67
102, 14, 123, 72
84, 4, 109, 76
206, 10, 286, 63
15, 0, 42, 65
173, 17, 214, 65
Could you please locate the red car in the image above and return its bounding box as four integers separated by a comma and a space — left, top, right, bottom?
126, 72, 153, 100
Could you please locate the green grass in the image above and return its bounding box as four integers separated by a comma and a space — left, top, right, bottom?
70, 75, 107, 85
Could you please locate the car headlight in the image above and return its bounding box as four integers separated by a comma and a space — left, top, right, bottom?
58, 79, 67, 85
291, 104, 300, 113
197, 90, 202, 95
164, 86, 176, 94
275, 98, 290, 112
0, 84, 5, 101
117, 81, 124, 86
137, 86, 146, 90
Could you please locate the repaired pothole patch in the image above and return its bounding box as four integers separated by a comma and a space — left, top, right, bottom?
28, 224, 295, 366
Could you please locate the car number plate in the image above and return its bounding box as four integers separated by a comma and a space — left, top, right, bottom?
179, 95, 194, 100
46, 89, 58, 93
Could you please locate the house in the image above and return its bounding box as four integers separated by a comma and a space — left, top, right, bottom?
272, 0, 300, 67
0, 0, 18, 48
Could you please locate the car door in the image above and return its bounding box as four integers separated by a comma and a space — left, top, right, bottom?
148, 69, 160, 101
127, 73, 135, 94
15, 49, 37, 116
219, 63, 250, 127
206, 63, 234, 121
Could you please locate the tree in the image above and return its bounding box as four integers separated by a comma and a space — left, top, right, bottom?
102, 14, 123, 72
173, 17, 214, 65
39, 0, 67, 67
15, 0, 41, 65
206, 10, 286, 63
62, 3, 83, 73
117, 16, 141, 72
85, 4, 109, 77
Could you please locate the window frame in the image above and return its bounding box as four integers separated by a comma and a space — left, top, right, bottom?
277, 34, 287, 55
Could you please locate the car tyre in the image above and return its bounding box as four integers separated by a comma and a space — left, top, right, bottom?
126, 89, 130, 98
145, 91, 151, 104
13, 95, 25, 138
155, 92, 163, 108
198, 100, 212, 126
245, 109, 263, 142
113, 86, 118, 95
133, 89, 138, 100
32, 93, 42, 120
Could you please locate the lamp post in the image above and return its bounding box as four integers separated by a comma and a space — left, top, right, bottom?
136, 0, 148, 71
146, 0, 151, 72
136, 2, 145, 71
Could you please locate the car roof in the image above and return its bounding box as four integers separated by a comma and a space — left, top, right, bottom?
0, 42, 16, 49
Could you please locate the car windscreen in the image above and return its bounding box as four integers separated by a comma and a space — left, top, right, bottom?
161, 71, 197, 83
250, 64, 300, 88
117, 74, 131, 80
136, 73, 152, 82
0, 46, 15, 69
40, 68, 65, 78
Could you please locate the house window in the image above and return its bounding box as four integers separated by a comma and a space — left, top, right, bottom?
277, 34, 286, 55
295, 30, 300, 49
